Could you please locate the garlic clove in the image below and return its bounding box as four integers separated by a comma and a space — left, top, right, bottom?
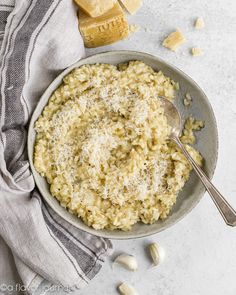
148, 242, 165, 266
114, 254, 138, 271
118, 282, 139, 295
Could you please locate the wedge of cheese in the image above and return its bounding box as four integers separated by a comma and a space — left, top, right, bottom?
162, 30, 186, 51
74, 0, 117, 18
79, 2, 129, 48
119, 0, 142, 14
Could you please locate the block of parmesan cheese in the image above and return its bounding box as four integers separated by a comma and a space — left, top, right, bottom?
162, 30, 186, 51
79, 2, 129, 48
74, 0, 117, 17
119, 0, 142, 14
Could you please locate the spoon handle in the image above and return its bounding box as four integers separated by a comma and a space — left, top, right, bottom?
172, 135, 236, 226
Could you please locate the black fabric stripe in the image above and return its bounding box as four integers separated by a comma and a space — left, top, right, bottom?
2, 0, 55, 130
27, 0, 61, 77
14, 162, 29, 182
0, 5, 14, 8
0, 0, 32, 86
0, 11, 15, 129
0, 11, 13, 80
0, 133, 4, 146
42, 209, 87, 284
86, 258, 102, 280
44, 202, 106, 262
24, 0, 62, 119
3, 127, 26, 171
18, 0, 61, 121
0, 0, 33, 155
0, 11, 10, 32
9, 142, 28, 176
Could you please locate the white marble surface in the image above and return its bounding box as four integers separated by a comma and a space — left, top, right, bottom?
3, 0, 236, 294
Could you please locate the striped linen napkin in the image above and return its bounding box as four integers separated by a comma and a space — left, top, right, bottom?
0, 0, 113, 294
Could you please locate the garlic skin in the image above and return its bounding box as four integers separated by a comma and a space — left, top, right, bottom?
148, 243, 165, 266
114, 254, 138, 271
118, 283, 139, 295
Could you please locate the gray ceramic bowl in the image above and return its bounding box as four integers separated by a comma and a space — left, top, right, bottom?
28, 51, 218, 239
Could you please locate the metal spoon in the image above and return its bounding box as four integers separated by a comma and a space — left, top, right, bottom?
160, 96, 236, 226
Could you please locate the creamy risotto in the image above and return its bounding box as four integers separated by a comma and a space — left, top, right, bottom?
34, 61, 203, 231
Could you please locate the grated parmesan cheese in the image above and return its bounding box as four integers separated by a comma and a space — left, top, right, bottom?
80, 125, 118, 168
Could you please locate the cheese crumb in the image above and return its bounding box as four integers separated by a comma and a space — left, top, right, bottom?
183, 93, 192, 106
129, 24, 140, 33
162, 30, 186, 51
195, 17, 205, 29
191, 47, 203, 56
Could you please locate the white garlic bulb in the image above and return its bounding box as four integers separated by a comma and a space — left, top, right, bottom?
118, 282, 139, 295
114, 254, 138, 271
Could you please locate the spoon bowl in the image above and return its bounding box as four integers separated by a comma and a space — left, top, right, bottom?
159, 96, 182, 138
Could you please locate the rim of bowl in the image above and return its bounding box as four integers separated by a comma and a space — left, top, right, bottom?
28, 50, 219, 239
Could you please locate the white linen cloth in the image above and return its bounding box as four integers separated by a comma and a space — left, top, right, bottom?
0, 0, 113, 294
